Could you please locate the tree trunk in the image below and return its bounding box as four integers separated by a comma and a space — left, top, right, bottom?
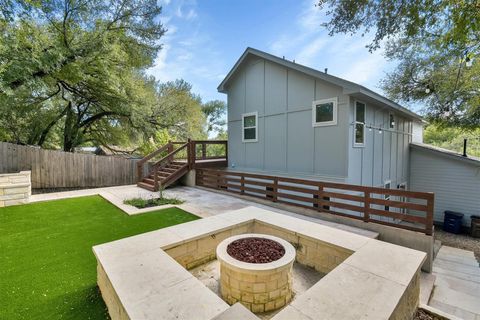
63, 102, 78, 152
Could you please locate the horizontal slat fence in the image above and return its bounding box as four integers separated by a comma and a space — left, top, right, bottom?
0, 142, 139, 189
196, 169, 434, 235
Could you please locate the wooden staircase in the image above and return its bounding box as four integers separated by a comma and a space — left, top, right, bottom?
136, 139, 228, 192
137, 161, 189, 191
136, 141, 192, 192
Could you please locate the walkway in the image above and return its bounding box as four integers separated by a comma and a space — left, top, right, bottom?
31, 185, 378, 238
429, 246, 480, 319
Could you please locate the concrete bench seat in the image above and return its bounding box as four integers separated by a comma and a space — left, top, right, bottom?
93, 206, 426, 320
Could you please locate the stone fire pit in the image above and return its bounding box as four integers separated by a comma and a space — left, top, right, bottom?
216, 233, 296, 313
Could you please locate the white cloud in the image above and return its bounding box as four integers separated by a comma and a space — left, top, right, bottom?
267, 0, 389, 92
296, 37, 328, 65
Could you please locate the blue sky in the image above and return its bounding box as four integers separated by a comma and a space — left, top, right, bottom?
148, 0, 396, 104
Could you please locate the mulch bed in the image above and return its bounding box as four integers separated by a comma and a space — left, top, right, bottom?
414, 308, 444, 320
227, 237, 285, 263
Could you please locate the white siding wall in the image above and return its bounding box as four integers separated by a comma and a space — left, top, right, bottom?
410, 146, 480, 226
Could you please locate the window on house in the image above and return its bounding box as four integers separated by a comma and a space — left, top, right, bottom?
354, 101, 366, 146
242, 112, 258, 142
389, 113, 395, 129
312, 98, 337, 127
384, 181, 391, 211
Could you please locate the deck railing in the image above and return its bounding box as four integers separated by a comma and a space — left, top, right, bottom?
137, 140, 228, 181
196, 169, 434, 235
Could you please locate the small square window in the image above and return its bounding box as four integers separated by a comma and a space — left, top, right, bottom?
316, 103, 334, 122
312, 98, 337, 127
242, 112, 258, 142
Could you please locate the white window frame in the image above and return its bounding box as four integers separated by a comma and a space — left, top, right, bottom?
312, 97, 338, 127
241, 111, 258, 143
389, 113, 395, 129
353, 100, 366, 147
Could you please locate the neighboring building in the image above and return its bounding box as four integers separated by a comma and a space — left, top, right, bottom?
410, 143, 480, 226
218, 47, 424, 191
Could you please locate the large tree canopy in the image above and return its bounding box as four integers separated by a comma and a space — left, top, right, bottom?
317, 0, 480, 129
0, 0, 168, 151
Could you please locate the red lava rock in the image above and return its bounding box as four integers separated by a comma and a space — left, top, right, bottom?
227, 237, 285, 263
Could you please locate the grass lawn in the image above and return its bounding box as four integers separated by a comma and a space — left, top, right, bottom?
0, 195, 199, 320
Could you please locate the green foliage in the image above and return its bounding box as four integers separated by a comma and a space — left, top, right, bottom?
0, 0, 166, 150
0, 195, 199, 319
317, 0, 480, 128
424, 124, 480, 157
202, 100, 227, 133
124, 197, 184, 208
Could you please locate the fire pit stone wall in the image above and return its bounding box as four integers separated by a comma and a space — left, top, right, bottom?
216, 234, 296, 313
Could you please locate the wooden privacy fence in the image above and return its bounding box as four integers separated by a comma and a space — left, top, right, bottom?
0, 142, 138, 189
196, 169, 435, 235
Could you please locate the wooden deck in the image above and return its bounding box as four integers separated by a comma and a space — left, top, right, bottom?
136, 140, 227, 191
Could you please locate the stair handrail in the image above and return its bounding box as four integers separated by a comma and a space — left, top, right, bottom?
137, 143, 172, 182
152, 142, 189, 169
152, 141, 190, 190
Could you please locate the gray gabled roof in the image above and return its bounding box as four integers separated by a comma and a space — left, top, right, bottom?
218, 47, 423, 121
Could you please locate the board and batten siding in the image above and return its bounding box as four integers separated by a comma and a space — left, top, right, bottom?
347, 100, 412, 189
227, 56, 349, 181
409, 145, 480, 226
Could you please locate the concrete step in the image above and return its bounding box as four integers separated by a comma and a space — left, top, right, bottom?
420, 272, 436, 305
437, 246, 477, 260
435, 253, 480, 268
434, 273, 480, 298
434, 259, 480, 277
429, 299, 478, 320
433, 265, 480, 283
430, 284, 480, 315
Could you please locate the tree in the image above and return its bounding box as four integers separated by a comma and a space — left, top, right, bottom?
424, 124, 480, 157
202, 100, 227, 134
0, 0, 165, 151
316, 0, 480, 128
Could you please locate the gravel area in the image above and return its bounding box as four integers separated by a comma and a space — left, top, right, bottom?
414, 308, 444, 320
227, 237, 285, 263
435, 229, 480, 262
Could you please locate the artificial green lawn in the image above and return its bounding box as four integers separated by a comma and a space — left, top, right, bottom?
0, 195, 199, 320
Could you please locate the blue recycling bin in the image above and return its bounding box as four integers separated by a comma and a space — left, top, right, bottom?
443, 211, 464, 234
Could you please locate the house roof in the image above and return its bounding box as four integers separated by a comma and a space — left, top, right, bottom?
410, 142, 480, 166
218, 47, 423, 121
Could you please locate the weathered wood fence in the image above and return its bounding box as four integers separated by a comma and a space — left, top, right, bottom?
0, 142, 139, 189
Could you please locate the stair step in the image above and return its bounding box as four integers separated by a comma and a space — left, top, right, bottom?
137, 182, 155, 191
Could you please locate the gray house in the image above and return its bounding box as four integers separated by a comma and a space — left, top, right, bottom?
218, 47, 424, 191
216, 47, 479, 227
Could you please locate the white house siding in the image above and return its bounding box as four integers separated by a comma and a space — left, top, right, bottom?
347, 99, 412, 189
226, 56, 349, 181
410, 145, 480, 226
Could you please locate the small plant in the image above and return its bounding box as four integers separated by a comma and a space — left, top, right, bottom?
124, 196, 184, 209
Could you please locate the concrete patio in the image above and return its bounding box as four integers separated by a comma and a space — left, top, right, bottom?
30, 184, 480, 319
31, 184, 379, 238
